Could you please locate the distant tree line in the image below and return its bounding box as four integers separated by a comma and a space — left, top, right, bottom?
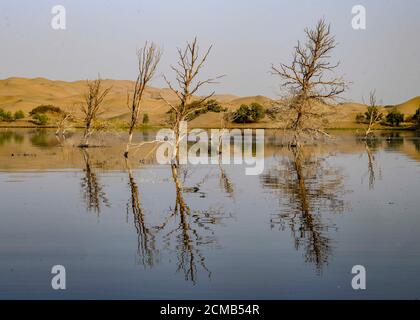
356, 104, 420, 128
0, 108, 25, 122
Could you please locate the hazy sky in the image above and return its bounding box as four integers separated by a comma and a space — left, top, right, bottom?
0, 0, 419, 104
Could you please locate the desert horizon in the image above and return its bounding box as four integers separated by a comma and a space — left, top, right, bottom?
1, 76, 419, 130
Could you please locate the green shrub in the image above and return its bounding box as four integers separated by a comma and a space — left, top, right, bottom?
365, 105, 383, 122
232, 103, 265, 123
386, 109, 404, 126
142, 113, 149, 124
32, 113, 49, 125
29, 105, 61, 115
412, 107, 420, 125
205, 99, 225, 113
14, 110, 25, 120
185, 99, 227, 121
355, 113, 365, 123
0, 108, 14, 122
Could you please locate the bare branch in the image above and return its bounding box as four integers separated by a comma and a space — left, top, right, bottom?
125, 42, 162, 157
270, 18, 347, 144
79, 76, 112, 147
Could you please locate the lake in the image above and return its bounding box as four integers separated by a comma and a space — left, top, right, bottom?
0, 128, 419, 299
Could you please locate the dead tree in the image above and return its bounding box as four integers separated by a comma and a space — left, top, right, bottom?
271, 19, 346, 146
79, 77, 111, 147
55, 105, 74, 137
161, 37, 223, 162
125, 42, 162, 158
364, 90, 383, 138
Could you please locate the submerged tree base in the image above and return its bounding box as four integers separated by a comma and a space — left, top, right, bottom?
78, 144, 107, 149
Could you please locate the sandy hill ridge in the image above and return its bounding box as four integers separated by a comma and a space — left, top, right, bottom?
0, 77, 279, 126
392, 96, 420, 115
0, 77, 419, 128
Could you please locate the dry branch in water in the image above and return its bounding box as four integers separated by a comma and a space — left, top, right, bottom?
125, 42, 162, 158
271, 18, 347, 146
79, 76, 111, 147
364, 90, 383, 138
161, 37, 224, 162
55, 104, 76, 137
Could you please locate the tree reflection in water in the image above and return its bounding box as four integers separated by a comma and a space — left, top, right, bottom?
363, 138, 382, 190
125, 158, 157, 268
261, 147, 347, 272
80, 149, 110, 216
123, 158, 230, 284
218, 152, 235, 199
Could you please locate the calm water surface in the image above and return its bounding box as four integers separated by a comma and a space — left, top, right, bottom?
0, 129, 419, 299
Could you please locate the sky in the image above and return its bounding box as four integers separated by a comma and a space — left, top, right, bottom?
0, 0, 419, 104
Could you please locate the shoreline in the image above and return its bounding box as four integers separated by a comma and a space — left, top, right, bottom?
0, 124, 417, 131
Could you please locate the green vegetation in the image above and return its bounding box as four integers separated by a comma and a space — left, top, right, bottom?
27, 105, 61, 126
29, 105, 62, 115
0, 109, 26, 122
185, 99, 227, 121
232, 103, 265, 123
355, 113, 365, 123
386, 109, 404, 126
412, 107, 420, 125
365, 105, 383, 122
32, 113, 49, 125
14, 110, 25, 120
0, 108, 14, 121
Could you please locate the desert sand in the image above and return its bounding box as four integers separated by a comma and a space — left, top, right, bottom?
0, 77, 418, 129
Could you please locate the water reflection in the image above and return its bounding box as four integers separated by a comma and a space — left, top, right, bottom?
122, 156, 231, 283
30, 129, 61, 148
3, 128, 420, 297
3, 128, 420, 285
217, 153, 235, 199
382, 132, 405, 150
125, 159, 157, 268
80, 149, 110, 215
363, 139, 382, 190
413, 138, 420, 152
0, 131, 24, 145
261, 147, 347, 271
154, 163, 224, 283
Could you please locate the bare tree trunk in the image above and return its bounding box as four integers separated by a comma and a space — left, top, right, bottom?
364, 91, 382, 139
79, 77, 111, 148
271, 19, 346, 144
161, 37, 223, 161
81, 124, 91, 147
124, 130, 134, 158
125, 43, 161, 158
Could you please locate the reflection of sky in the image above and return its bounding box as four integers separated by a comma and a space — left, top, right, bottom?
0, 0, 419, 104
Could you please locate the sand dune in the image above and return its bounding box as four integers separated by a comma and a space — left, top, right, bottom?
0, 77, 418, 128
392, 96, 420, 115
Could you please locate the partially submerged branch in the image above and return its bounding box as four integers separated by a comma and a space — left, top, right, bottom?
125, 42, 162, 158
79, 76, 111, 147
